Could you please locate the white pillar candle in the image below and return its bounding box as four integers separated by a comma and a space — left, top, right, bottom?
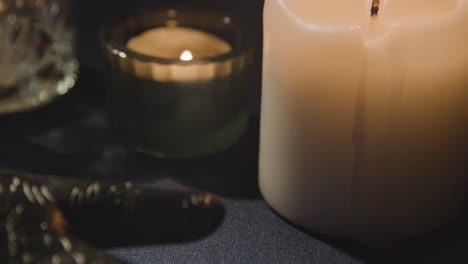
260, 0, 468, 246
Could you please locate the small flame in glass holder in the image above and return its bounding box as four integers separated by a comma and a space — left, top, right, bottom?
179, 50, 193, 61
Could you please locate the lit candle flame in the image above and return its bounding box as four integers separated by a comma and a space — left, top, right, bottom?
179, 50, 193, 61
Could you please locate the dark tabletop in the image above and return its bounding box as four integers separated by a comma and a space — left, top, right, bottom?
1, 0, 468, 263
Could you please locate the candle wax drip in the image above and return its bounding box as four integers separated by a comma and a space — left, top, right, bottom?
351, 60, 367, 208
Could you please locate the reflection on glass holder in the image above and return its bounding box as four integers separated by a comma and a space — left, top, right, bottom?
101, 6, 256, 158
0, 0, 78, 114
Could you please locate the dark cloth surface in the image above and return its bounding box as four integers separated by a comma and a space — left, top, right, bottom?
1, 0, 468, 263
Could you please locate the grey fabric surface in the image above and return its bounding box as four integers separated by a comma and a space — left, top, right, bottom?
108, 198, 363, 264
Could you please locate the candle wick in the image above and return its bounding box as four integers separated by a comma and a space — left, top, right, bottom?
370, 0, 380, 17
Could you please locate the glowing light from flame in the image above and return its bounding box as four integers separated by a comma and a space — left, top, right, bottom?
179, 50, 193, 61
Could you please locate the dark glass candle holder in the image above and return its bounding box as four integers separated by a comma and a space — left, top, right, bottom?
101, 7, 255, 158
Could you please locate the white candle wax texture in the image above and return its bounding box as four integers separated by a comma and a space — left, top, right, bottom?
260, 0, 468, 245
127, 27, 232, 60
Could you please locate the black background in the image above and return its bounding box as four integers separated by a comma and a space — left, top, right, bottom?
1, 0, 468, 263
